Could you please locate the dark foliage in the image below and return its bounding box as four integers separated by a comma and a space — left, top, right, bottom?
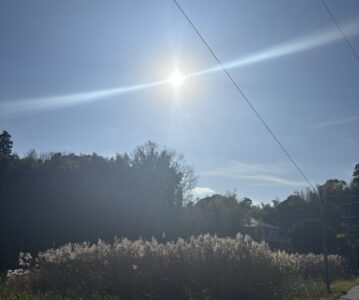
0, 133, 196, 270
289, 219, 337, 254
0, 131, 13, 158
0, 130, 358, 273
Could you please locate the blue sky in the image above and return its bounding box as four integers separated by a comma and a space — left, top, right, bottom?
1, 0, 358, 202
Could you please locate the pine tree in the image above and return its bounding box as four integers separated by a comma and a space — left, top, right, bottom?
0, 130, 13, 158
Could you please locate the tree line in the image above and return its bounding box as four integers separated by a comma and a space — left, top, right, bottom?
0, 130, 358, 272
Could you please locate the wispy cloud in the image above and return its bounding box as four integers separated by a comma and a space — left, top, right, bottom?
313, 116, 359, 128
201, 160, 306, 187
192, 187, 216, 198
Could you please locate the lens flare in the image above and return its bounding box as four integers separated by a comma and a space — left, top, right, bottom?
1, 21, 358, 115
169, 70, 185, 88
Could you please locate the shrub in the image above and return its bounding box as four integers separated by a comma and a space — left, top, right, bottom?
6, 234, 347, 299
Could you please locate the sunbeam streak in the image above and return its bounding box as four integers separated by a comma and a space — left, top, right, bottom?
185, 21, 359, 79
1, 21, 358, 115
0, 79, 168, 114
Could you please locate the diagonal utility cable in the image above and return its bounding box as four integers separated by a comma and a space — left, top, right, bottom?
172, 0, 316, 190
321, 0, 359, 63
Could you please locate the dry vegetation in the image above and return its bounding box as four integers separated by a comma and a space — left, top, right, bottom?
2, 234, 348, 300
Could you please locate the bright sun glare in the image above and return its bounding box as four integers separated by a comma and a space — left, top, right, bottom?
169, 70, 185, 88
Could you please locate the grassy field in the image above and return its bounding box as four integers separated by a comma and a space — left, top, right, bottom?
1, 276, 358, 300
1, 278, 358, 300
316, 277, 359, 300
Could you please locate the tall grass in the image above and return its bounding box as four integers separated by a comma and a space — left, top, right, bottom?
5, 234, 347, 299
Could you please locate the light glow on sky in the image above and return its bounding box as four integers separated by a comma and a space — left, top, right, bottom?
1, 21, 358, 115
1, 0, 358, 202
169, 70, 185, 88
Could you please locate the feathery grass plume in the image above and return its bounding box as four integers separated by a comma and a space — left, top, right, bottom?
6, 234, 348, 299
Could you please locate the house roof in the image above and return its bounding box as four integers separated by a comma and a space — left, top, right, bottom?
246, 217, 280, 230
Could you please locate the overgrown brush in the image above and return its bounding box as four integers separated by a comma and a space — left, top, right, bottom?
5, 234, 347, 299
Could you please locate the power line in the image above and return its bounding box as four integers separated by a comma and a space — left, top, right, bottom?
321, 0, 359, 63
172, 0, 316, 190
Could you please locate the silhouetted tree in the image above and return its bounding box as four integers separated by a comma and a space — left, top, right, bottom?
0, 138, 196, 269
353, 163, 359, 188
1, 131, 359, 274
182, 193, 247, 237
289, 219, 337, 254
0, 130, 13, 158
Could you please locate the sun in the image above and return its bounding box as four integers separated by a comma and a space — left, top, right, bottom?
169, 70, 185, 88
